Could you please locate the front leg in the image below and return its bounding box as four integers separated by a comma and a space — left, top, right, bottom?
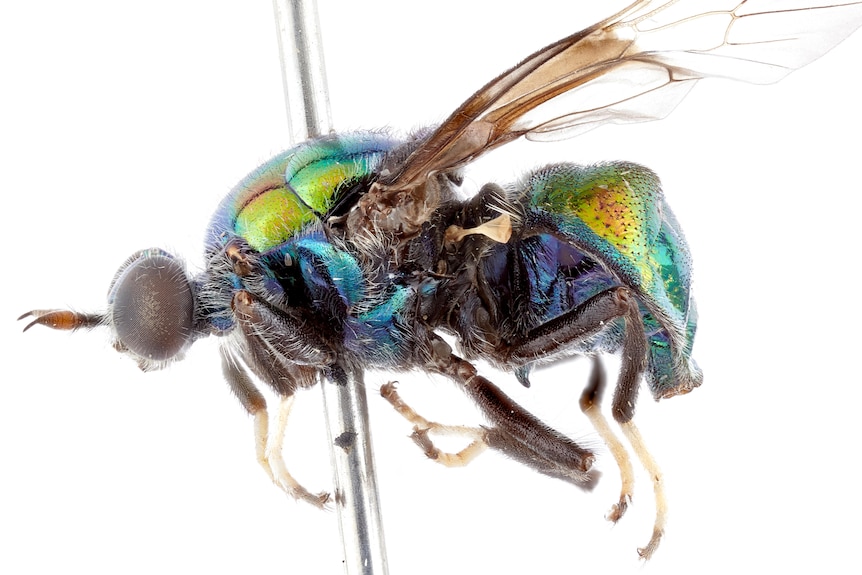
223, 289, 338, 508
267, 394, 331, 508
221, 347, 329, 508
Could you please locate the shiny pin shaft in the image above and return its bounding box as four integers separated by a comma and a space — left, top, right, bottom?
272, 0, 333, 141
270, 2, 389, 574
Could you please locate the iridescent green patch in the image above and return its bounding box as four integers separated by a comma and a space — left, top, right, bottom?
531, 162, 661, 289
235, 187, 315, 252
224, 132, 399, 252
287, 152, 377, 215
527, 161, 699, 398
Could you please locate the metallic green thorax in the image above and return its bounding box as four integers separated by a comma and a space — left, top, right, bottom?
212, 132, 400, 252
204, 132, 412, 363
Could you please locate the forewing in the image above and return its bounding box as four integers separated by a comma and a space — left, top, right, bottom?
387, 0, 862, 188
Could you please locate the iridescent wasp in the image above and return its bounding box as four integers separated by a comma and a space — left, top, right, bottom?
17, 0, 862, 562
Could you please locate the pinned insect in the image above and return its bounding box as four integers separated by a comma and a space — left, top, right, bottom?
20, 0, 862, 559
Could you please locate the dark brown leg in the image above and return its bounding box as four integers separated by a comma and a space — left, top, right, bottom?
381, 381, 599, 488
507, 286, 665, 558
424, 337, 596, 485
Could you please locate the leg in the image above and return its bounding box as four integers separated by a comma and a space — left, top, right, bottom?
382, 380, 599, 488
232, 290, 335, 379
381, 382, 489, 467
579, 356, 634, 522
267, 395, 330, 508
221, 346, 329, 508
606, 289, 666, 559
510, 286, 666, 558
620, 418, 665, 559
220, 346, 272, 479
424, 336, 597, 486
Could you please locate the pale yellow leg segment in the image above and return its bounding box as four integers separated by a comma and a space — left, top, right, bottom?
381, 382, 489, 467
410, 426, 489, 467
621, 419, 666, 560
581, 403, 634, 522
254, 408, 276, 483
264, 396, 330, 508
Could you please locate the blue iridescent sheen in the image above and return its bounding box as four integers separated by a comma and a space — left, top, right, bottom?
521, 162, 701, 397
201, 132, 416, 366
199, 133, 699, 398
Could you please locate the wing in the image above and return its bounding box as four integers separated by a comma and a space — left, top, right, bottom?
355, 0, 862, 239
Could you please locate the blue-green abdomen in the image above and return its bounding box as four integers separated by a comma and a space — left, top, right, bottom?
522, 161, 701, 399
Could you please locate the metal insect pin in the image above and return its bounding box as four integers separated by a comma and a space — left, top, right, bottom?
19, 0, 862, 561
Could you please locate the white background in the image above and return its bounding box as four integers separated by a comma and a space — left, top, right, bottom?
2, 2, 861, 574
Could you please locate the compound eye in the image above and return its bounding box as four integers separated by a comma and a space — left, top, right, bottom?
110, 251, 194, 362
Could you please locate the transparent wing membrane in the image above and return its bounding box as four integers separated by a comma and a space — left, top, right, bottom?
389, 0, 862, 184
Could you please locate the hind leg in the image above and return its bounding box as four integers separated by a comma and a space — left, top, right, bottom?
508, 285, 666, 558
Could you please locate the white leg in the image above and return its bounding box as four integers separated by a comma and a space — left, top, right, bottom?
381, 382, 489, 467
258, 395, 330, 508
621, 419, 666, 560
582, 400, 635, 522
